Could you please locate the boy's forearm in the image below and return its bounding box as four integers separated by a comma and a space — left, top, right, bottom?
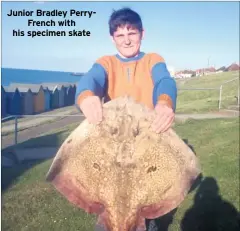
75, 63, 107, 107
76, 90, 95, 107
158, 93, 174, 109
151, 62, 177, 111
155, 78, 177, 111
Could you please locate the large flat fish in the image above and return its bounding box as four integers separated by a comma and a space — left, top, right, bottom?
46, 96, 201, 231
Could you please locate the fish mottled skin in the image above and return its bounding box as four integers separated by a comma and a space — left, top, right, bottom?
46, 96, 201, 231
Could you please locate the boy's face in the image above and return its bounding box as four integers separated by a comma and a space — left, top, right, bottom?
112, 25, 144, 58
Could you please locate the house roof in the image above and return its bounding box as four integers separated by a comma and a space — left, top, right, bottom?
1, 85, 6, 93
226, 63, 239, 71
8, 83, 44, 93
6, 82, 77, 95
40, 82, 75, 90
4, 86, 21, 93
196, 67, 216, 72
4, 87, 21, 99
216, 66, 226, 71
176, 69, 195, 74
7, 82, 76, 93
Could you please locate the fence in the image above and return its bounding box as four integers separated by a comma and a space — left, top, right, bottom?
178, 77, 239, 111
1, 114, 84, 147
218, 77, 239, 109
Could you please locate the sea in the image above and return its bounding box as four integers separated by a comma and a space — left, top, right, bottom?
1, 67, 84, 87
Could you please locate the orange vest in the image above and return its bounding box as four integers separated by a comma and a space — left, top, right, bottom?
76, 52, 176, 110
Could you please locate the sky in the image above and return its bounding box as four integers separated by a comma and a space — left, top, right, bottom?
1, 1, 239, 72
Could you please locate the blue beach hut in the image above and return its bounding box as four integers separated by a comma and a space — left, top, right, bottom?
1, 86, 7, 118
5, 87, 22, 115
72, 84, 76, 105
19, 88, 34, 115
42, 82, 72, 108
67, 84, 77, 106
65, 85, 73, 106
9, 83, 49, 113
58, 85, 66, 107
50, 86, 59, 109
44, 88, 51, 111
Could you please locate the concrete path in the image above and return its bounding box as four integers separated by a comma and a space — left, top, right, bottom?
1, 109, 238, 149
1, 105, 79, 136
1, 115, 84, 149
175, 111, 239, 122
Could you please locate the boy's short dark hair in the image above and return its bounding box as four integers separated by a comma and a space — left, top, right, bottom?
108, 7, 143, 36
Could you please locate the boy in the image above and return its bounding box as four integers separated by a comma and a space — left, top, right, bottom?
75, 7, 177, 134
75, 7, 177, 230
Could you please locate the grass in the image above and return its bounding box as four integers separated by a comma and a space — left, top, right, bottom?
1, 117, 239, 231
176, 71, 239, 113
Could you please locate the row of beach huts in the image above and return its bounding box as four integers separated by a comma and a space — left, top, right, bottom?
1, 83, 77, 118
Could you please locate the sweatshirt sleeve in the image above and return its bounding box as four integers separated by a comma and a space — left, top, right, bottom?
75, 62, 107, 108
149, 53, 177, 111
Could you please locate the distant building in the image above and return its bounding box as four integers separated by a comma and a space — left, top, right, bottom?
43, 88, 51, 111
20, 88, 34, 115
196, 67, 216, 76
226, 63, 240, 71
175, 70, 195, 78
216, 66, 227, 73
8, 86, 35, 115
33, 85, 45, 113
4, 87, 22, 115
1, 86, 7, 118
50, 86, 60, 109
41, 82, 72, 108
65, 85, 76, 106
58, 85, 67, 107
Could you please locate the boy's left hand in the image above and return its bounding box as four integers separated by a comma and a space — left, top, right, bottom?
151, 101, 175, 133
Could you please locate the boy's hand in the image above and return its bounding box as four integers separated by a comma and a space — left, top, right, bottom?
151, 101, 175, 133
79, 96, 103, 124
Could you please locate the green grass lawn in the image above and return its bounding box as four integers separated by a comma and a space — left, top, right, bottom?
1, 118, 239, 231
176, 71, 239, 113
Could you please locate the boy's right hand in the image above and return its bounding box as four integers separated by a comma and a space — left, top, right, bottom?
79, 96, 103, 124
